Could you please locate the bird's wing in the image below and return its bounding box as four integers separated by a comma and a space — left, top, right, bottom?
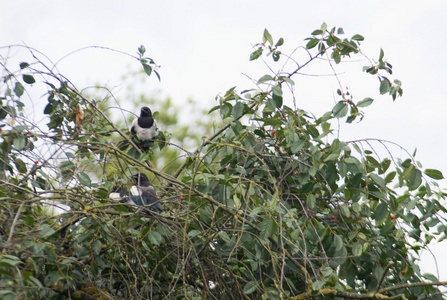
129, 185, 162, 211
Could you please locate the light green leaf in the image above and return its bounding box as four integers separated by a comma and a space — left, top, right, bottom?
379, 78, 391, 94
257, 74, 273, 84
148, 231, 162, 245
332, 101, 348, 118
409, 169, 422, 190
333, 235, 343, 251
13, 136, 26, 151
249, 48, 263, 61
263, 29, 273, 45
352, 243, 362, 256
357, 97, 373, 108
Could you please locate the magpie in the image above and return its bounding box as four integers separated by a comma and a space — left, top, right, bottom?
128, 173, 163, 212
131, 106, 158, 150
108, 174, 162, 212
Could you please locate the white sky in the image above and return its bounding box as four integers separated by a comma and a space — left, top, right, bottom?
2, 0, 447, 284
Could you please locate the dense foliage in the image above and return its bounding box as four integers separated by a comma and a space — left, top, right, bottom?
1, 24, 446, 299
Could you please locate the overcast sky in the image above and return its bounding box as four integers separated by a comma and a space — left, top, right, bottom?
2, 0, 447, 281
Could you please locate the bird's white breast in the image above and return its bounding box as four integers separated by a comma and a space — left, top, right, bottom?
132, 119, 158, 141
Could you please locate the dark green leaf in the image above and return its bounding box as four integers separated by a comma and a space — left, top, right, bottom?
77, 172, 92, 187
275, 38, 284, 47
20, 62, 29, 69
374, 202, 388, 222
306, 38, 319, 49
14, 158, 27, 173
142, 63, 152, 76
243, 281, 258, 295
259, 217, 277, 240
23, 75, 35, 84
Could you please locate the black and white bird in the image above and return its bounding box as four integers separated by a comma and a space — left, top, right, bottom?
131, 106, 158, 150
109, 174, 162, 212
129, 173, 163, 212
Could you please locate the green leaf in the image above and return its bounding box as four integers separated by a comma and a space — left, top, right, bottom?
263, 29, 273, 45
232, 101, 244, 119
379, 48, 384, 61
77, 172, 92, 187
291, 139, 304, 153
13, 136, 26, 151
14, 82, 24, 97
334, 235, 343, 251
44, 271, 62, 287
306, 38, 319, 49
257, 74, 273, 84
20, 62, 29, 69
39, 224, 56, 238
259, 217, 277, 240
23, 75, 35, 84
352, 243, 362, 256
374, 202, 388, 222
243, 281, 258, 295
352, 34, 364, 41
370, 173, 385, 188
332, 101, 348, 118
424, 169, 444, 180
356, 97, 373, 108
142, 63, 152, 76
275, 38, 284, 47
148, 231, 162, 245
14, 158, 27, 173
92, 240, 102, 255
249, 47, 263, 61
379, 78, 391, 94
408, 169, 422, 190
332, 49, 341, 64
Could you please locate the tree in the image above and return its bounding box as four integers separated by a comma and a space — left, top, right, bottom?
1, 24, 446, 300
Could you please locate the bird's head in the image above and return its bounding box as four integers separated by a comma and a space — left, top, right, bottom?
132, 173, 149, 184
140, 106, 152, 117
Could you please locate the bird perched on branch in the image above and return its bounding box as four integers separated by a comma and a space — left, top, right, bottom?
129, 173, 163, 212
109, 173, 162, 212
131, 106, 158, 150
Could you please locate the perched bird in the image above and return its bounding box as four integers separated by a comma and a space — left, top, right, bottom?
131, 106, 158, 150
109, 186, 127, 202
128, 173, 163, 212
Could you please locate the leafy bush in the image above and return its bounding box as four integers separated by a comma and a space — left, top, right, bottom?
0, 24, 446, 300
